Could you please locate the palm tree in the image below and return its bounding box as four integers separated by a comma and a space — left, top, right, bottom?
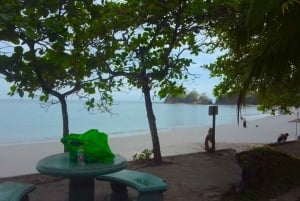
207, 0, 300, 116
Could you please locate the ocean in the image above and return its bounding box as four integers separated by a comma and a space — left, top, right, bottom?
0, 99, 269, 144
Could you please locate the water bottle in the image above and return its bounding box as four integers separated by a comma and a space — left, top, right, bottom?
77, 146, 85, 165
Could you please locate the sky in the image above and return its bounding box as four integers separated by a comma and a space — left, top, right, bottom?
0, 0, 223, 102
0, 52, 220, 101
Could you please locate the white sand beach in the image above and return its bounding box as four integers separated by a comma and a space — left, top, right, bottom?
0, 113, 298, 178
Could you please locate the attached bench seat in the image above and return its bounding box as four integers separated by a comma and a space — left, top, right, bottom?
0, 181, 36, 201
96, 169, 167, 201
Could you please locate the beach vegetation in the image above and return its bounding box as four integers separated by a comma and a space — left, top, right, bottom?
221, 146, 300, 201
0, 0, 216, 164
94, 0, 215, 165
0, 1, 119, 139
205, 0, 300, 116
132, 148, 153, 163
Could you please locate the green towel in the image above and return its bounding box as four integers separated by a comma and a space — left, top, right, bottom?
61, 129, 115, 163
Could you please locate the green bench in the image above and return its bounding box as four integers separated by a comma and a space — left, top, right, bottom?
96, 169, 167, 201
0, 181, 36, 201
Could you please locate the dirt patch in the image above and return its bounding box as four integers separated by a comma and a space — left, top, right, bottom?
0, 149, 241, 201
2, 143, 300, 201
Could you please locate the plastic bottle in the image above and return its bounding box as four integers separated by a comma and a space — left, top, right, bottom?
77, 145, 85, 165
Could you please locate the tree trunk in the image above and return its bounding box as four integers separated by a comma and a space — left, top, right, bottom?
142, 83, 162, 165
58, 96, 69, 152
58, 96, 69, 137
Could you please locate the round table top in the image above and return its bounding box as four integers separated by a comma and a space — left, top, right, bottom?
36, 153, 128, 178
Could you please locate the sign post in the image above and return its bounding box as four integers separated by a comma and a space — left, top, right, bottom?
208, 105, 218, 152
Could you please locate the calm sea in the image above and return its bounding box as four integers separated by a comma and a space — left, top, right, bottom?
0, 99, 269, 144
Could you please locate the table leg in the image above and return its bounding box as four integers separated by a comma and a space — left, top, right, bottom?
69, 177, 95, 201
110, 182, 128, 201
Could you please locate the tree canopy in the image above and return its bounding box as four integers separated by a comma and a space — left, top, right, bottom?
0, 0, 213, 164
206, 0, 300, 114
215, 93, 258, 105
0, 1, 120, 136
92, 0, 212, 164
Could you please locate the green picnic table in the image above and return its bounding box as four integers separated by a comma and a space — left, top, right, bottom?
36, 153, 127, 201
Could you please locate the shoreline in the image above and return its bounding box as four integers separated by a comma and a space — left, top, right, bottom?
0, 101, 271, 145
0, 113, 297, 178
0, 113, 279, 147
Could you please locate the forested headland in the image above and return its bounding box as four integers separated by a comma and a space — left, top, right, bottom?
164, 90, 213, 104
164, 90, 258, 105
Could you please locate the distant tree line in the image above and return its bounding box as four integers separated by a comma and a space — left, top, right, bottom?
215, 94, 258, 105
164, 90, 213, 104
164, 91, 258, 105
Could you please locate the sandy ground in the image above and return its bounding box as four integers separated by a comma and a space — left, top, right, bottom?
0, 148, 245, 201
0, 113, 297, 178
1, 143, 300, 201
1, 113, 300, 200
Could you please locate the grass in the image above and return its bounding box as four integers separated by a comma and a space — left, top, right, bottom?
221, 146, 300, 201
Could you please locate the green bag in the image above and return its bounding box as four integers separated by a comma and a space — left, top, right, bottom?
61, 129, 115, 163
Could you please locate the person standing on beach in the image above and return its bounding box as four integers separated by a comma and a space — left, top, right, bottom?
205, 128, 215, 152
243, 118, 247, 128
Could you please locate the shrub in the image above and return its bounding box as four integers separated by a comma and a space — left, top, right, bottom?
132, 148, 153, 162
223, 146, 300, 200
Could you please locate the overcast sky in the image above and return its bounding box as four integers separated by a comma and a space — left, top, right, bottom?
0, 52, 220, 101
